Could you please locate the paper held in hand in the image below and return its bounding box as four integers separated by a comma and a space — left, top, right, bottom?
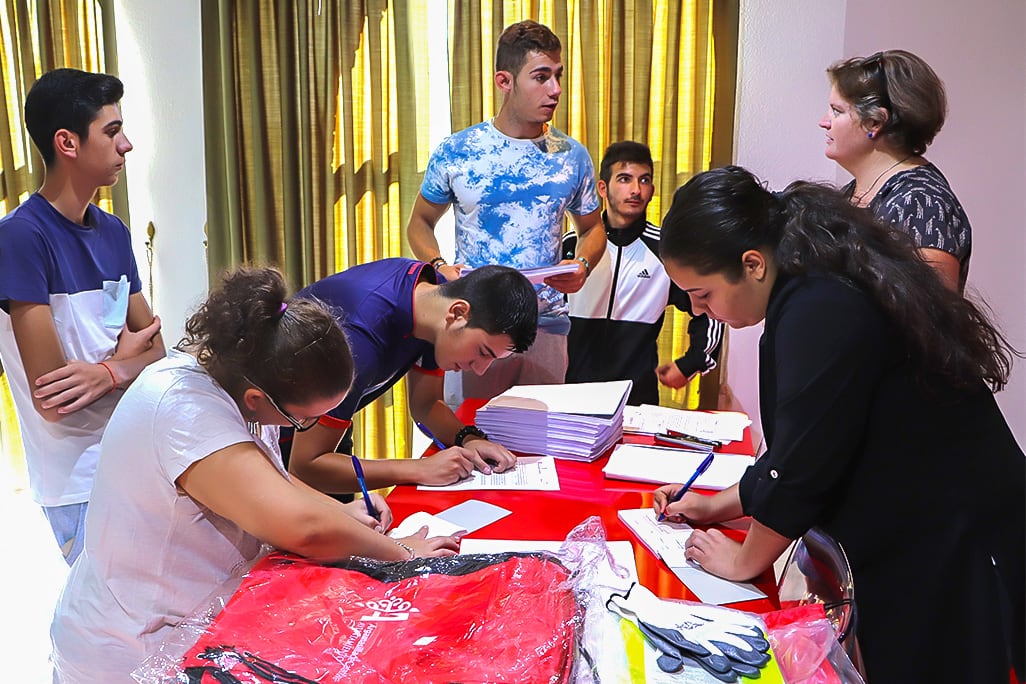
459, 263, 579, 285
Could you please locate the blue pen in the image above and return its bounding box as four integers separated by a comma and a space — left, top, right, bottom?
350, 455, 380, 521
657, 452, 715, 522
415, 422, 447, 450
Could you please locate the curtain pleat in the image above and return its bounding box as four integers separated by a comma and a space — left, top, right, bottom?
203, 1, 433, 465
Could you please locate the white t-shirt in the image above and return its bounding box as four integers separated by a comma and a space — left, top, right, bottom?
51, 351, 286, 682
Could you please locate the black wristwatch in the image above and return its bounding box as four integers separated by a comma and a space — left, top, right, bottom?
454, 424, 488, 447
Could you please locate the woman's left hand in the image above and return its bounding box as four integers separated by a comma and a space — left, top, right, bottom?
684, 528, 746, 580
343, 492, 393, 533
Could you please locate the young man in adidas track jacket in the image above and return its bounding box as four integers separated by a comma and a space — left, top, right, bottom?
562, 141, 723, 405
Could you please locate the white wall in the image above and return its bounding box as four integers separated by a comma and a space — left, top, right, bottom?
841, 0, 1026, 447
730, 0, 848, 450
114, 0, 208, 347
731, 0, 1026, 449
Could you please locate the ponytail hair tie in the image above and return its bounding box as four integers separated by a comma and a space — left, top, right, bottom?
278, 302, 288, 316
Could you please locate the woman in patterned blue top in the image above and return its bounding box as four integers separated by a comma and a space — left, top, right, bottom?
819, 50, 972, 292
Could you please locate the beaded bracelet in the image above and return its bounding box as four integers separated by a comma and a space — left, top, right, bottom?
454, 424, 488, 447
429, 256, 447, 270
394, 540, 415, 559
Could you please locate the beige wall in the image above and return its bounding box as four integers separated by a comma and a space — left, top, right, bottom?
731, 0, 1026, 449
842, 0, 1026, 445
115, 0, 208, 348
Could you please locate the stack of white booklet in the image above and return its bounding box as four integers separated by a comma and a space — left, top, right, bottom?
475, 380, 632, 462
622, 404, 751, 443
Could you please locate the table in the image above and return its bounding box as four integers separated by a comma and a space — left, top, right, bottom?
386, 401, 778, 613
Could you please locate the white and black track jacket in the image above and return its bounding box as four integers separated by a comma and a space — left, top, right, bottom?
563, 214, 723, 405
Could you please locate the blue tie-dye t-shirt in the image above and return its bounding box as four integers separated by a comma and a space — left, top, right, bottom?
420, 120, 599, 323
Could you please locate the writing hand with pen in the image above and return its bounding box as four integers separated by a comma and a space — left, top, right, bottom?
414, 422, 517, 485
349, 455, 461, 557
653, 453, 716, 523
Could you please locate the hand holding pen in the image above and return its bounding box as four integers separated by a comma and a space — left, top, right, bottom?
656, 453, 715, 522
351, 455, 381, 526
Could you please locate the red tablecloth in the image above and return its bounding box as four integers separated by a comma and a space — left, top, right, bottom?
387, 400, 776, 611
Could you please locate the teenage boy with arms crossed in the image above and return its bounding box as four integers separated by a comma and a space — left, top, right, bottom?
407, 20, 604, 405
0, 69, 164, 564
285, 259, 537, 494
562, 141, 723, 405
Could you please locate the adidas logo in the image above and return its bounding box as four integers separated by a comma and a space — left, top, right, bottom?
637, 269, 651, 279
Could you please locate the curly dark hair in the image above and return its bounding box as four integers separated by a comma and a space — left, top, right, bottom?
176, 266, 353, 405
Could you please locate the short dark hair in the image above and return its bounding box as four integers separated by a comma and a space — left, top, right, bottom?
177, 266, 354, 406
438, 266, 538, 353
24, 68, 125, 167
827, 50, 946, 156
495, 20, 561, 76
599, 141, 654, 184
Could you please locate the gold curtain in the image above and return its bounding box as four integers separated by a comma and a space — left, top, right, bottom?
201, 1, 433, 463
201, 0, 339, 286
447, 0, 738, 409
333, 3, 432, 461
0, 0, 121, 481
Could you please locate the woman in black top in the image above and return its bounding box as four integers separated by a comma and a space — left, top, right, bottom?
654, 166, 1023, 683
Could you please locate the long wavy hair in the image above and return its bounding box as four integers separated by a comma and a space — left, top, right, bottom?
660, 166, 1015, 391
176, 266, 354, 404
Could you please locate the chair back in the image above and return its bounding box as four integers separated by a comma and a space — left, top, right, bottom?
777, 527, 859, 651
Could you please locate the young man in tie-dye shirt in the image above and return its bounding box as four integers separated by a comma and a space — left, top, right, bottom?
407, 20, 603, 406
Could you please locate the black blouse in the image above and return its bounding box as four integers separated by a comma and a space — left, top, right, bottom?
738, 272, 1023, 683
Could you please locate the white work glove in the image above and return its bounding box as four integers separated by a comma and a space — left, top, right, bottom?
605, 582, 771, 682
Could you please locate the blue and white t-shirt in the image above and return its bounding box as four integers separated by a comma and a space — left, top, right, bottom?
420, 121, 599, 324
0, 193, 141, 505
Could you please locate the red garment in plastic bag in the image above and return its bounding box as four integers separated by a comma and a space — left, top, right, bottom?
179, 551, 579, 684
763, 605, 863, 684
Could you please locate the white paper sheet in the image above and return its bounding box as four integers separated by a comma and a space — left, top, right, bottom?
459, 263, 579, 285
617, 508, 766, 605
390, 500, 513, 538
623, 405, 751, 443
603, 444, 755, 490
415, 455, 560, 491
479, 380, 632, 416
435, 499, 512, 532
389, 511, 468, 538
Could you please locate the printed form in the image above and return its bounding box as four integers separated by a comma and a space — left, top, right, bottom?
417, 456, 560, 492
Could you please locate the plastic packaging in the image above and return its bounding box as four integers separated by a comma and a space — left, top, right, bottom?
134, 517, 631, 684
763, 605, 865, 684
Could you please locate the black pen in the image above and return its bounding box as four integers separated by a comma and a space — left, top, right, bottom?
657, 452, 715, 522
351, 455, 380, 521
